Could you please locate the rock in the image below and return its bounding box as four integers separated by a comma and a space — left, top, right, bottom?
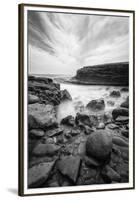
84, 125, 94, 135
57, 156, 81, 183
28, 161, 55, 188
47, 181, 59, 187
107, 100, 115, 106
101, 165, 121, 183
33, 143, 61, 156
84, 155, 101, 167
61, 115, 75, 126
110, 90, 121, 97
29, 129, 45, 138
74, 62, 129, 86
46, 128, 63, 137
75, 113, 92, 127
115, 116, 129, 123
28, 103, 57, 129
86, 99, 105, 111
107, 123, 119, 130
96, 122, 105, 129
71, 127, 80, 136
112, 107, 129, 120
86, 130, 112, 161
61, 89, 72, 101
112, 136, 128, 147
28, 94, 40, 104
120, 97, 129, 108
121, 87, 129, 92
121, 130, 129, 138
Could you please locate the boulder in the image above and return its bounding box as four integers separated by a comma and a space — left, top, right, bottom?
75, 113, 92, 127
121, 87, 129, 92
86, 99, 105, 111
84, 155, 101, 167
112, 107, 129, 120
115, 116, 129, 123
28, 161, 55, 188
61, 115, 75, 126
110, 90, 121, 97
28, 94, 40, 104
57, 155, 81, 183
28, 103, 57, 129
86, 130, 112, 161
46, 127, 63, 137
33, 143, 61, 156
61, 89, 72, 101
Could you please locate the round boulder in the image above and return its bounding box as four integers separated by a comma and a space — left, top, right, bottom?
110, 90, 121, 97
86, 130, 112, 161
86, 99, 105, 111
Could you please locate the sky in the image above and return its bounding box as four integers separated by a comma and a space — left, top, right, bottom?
28, 11, 129, 75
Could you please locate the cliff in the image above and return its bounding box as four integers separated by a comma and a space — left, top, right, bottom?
72, 62, 129, 86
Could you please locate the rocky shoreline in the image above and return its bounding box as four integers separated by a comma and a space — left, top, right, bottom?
28, 75, 129, 188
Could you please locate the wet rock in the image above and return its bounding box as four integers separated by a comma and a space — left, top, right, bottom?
96, 122, 105, 129
28, 103, 57, 129
61, 89, 72, 101
61, 115, 75, 126
110, 90, 121, 97
115, 116, 129, 123
28, 161, 55, 188
71, 127, 81, 136
75, 113, 92, 127
29, 129, 45, 138
33, 143, 61, 156
28, 94, 40, 104
112, 107, 129, 120
121, 87, 129, 92
107, 100, 115, 106
57, 155, 81, 183
101, 165, 121, 183
46, 127, 63, 137
112, 136, 128, 147
86, 130, 112, 161
106, 123, 119, 130
120, 97, 129, 108
86, 99, 105, 111
84, 125, 94, 135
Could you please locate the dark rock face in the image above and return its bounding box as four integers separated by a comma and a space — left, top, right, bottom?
86, 130, 112, 161
110, 90, 121, 97
57, 156, 81, 183
112, 107, 129, 120
28, 161, 55, 188
86, 99, 105, 111
61, 115, 75, 126
74, 62, 128, 86
61, 89, 72, 101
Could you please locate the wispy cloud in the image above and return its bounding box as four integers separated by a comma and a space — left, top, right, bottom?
28, 11, 129, 75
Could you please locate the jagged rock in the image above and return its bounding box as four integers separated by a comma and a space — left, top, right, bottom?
110, 90, 121, 97
86, 99, 105, 111
28, 103, 57, 129
61, 115, 75, 126
33, 143, 61, 156
86, 130, 112, 161
29, 129, 45, 138
28, 94, 40, 104
61, 89, 72, 101
112, 136, 128, 147
101, 165, 121, 183
75, 113, 92, 127
46, 128, 63, 137
112, 107, 129, 120
28, 161, 55, 188
57, 155, 81, 183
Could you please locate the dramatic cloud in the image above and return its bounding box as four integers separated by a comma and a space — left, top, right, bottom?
28, 11, 129, 75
